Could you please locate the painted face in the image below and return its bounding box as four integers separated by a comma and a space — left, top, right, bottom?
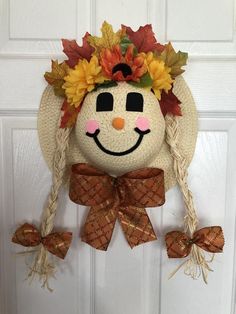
75, 82, 165, 175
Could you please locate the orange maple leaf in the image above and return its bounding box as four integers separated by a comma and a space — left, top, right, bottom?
62, 32, 95, 68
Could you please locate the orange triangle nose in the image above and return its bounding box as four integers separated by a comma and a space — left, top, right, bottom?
112, 117, 125, 130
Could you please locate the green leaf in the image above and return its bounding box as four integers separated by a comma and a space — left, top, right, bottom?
120, 36, 138, 55
93, 81, 118, 91
128, 72, 153, 88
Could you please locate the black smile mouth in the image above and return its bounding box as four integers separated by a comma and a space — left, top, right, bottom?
86, 128, 150, 156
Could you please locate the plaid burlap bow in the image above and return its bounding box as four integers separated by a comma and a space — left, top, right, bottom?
12, 223, 72, 259
69, 163, 165, 250
165, 226, 224, 258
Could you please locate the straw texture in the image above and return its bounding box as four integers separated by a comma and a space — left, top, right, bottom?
38, 76, 197, 191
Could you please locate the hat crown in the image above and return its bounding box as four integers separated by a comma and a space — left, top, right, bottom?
75, 82, 165, 176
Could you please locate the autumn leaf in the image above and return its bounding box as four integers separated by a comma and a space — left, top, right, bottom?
129, 72, 153, 88
159, 88, 182, 116
44, 60, 69, 97
120, 36, 137, 55
122, 24, 165, 54
93, 80, 118, 91
62, 32, 95, 68
88, 21, 124, 55
159, 42, 188, 78
60, 99, 81, 128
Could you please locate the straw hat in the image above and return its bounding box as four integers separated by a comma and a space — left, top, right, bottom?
38, 75, 197, 191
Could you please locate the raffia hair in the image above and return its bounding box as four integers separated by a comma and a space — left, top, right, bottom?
28, 126, 71, 289
165, 114, 213, 283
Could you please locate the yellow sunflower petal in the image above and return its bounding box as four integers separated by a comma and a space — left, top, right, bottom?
143, 54, 173, 99
63, 56, 106, 106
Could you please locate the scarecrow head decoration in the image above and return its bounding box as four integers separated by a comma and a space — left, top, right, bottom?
12, 22, 224, 289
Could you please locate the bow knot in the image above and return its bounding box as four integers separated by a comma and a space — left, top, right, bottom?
69, 163, 165, 250
165, 226, 224, 258
12, 223, 72, 259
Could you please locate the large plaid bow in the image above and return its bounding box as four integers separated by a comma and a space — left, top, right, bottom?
69, 163, 165, 250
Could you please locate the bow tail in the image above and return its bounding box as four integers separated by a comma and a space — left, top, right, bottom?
81, 203, 117, 251
118, 206, 157, 248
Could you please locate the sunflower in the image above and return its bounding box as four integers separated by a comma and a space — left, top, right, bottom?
63, 56, 106, 107
100, 44, 147, 82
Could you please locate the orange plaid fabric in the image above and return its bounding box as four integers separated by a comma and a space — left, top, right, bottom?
165, 226, 224, 258
12, 223, 72, 259
69, 163, 165, 250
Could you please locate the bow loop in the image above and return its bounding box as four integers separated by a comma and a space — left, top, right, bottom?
165, 226, 224, 258
192, 226, 224, 253
42, 232, 72, 259
69, 163, 115, 207
120, 168, 165, 207
12, 223, 72, 259
12, 223, 41, 247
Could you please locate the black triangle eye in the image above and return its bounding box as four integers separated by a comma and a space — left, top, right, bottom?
126, 92, 144, 112
96, 92, 114, 111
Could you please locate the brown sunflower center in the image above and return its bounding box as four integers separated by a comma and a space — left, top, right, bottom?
112, 63, 132, 78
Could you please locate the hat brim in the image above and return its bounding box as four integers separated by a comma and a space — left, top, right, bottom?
37, 76, 198, 191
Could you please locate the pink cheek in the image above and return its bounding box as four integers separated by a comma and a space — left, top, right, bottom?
85, 120, 100, 134
135, 117, 150, 131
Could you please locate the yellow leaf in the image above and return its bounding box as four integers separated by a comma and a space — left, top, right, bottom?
88, 21, 124, 56
159, 42, 188, 78
44, 60, 69, 97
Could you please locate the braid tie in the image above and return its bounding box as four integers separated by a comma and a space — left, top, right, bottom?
28, 127, 71, 290
165, 114, 213, 283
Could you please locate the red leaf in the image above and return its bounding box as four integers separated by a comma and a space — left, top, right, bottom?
122, 24, 164, 54
60, 99, 81, 128
62, 32, 95, 68
159, 88, 182, 116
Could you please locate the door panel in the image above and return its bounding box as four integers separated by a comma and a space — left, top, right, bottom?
1, 1, 236, 314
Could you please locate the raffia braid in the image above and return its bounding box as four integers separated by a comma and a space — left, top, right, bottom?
165, 114, 213, 283
28, 127, 71, 290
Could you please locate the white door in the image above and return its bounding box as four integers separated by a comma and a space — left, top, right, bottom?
1, 1, 236, 314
